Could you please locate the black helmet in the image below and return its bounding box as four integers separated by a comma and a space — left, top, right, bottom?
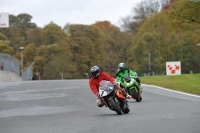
118, 63, 126, 71
91, 66, 100, 78
124, 74, 131, 83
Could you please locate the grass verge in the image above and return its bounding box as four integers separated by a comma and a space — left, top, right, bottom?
140, 73, 200, 95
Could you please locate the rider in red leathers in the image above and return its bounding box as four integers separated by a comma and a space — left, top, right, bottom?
89, 66, 131, 107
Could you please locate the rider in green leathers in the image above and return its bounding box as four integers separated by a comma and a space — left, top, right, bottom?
116, 63, 141, 90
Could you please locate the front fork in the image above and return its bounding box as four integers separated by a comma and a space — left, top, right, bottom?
105, 94, 121, 109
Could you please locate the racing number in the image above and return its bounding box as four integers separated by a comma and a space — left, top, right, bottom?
101, 91, 104, 97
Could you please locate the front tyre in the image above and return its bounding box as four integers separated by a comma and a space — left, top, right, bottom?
132, 88, 140, 102
140, 96, 142, 101
109, 98, 122, 115
122, 101, 130, 114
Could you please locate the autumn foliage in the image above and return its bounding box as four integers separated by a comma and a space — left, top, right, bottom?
0, 0, 199, 79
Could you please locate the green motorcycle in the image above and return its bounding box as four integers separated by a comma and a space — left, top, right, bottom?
122, 74, 142, 102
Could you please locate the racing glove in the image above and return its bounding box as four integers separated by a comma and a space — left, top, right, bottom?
112, 81, 118, 86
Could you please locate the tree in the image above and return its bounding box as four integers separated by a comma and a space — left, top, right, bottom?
42, 51, 75, 79
126, 0, 200, 75
63, 24, 111, 77
17, 13, 37, 28
0, 32, 7, 40
120, 0, 163, 33
41, 23, 67, 45
9, 15, 20, 28
171, 36, 200, 73
0, 40, 14, 55
17, 13, 37, 41
0, 13, 38, 50
93, 21, 132, 75
24, 43, 37, 66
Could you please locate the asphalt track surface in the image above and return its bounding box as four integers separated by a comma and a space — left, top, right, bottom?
0, 80, 200, 133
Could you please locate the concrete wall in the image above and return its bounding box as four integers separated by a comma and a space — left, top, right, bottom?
0, 71, 23, 82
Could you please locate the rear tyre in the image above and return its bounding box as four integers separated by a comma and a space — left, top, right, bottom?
131, 88, 140, 102
109, 98, 122, 115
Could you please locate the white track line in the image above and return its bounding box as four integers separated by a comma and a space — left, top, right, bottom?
142, 84, 200, 98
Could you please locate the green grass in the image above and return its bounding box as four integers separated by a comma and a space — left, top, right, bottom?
140, 73, 200, 95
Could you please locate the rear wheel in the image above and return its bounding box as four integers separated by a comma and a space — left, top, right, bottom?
131, 88, 140, 102
109, 98, 122, 115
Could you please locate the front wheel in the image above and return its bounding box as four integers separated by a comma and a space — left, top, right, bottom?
131, 88, 141, 102
122, 101, 130, 114
109, 98, 122, 115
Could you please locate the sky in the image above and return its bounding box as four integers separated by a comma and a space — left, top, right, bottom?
0, 0, 143, 28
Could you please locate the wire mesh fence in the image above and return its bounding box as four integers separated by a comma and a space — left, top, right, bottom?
0, 52, 34, 81
22, 62, 35, 81
0, 52, 21, 75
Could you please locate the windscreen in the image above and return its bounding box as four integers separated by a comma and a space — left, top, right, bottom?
99, 80, 113, 87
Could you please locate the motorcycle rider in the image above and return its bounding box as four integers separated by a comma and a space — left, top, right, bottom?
116, 62, 141, 87
89, 66, 131, 107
